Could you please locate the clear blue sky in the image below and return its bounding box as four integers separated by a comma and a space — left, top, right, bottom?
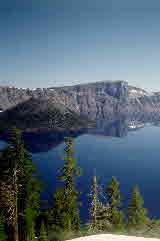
1, 0, 160, 91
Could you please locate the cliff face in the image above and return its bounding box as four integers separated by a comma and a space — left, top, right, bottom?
0, 80, 160, 120
0, 81, 128, 120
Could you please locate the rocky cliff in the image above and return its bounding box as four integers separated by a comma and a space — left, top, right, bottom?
0, 80, 160, 120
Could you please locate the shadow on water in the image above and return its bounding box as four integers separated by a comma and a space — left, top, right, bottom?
0, 128, 87, 153
0, 113, 160, 153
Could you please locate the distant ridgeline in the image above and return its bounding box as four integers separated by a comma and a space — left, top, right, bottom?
0, 80, 160, 132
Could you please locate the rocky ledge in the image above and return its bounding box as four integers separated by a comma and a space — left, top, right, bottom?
0, 80, 160, 120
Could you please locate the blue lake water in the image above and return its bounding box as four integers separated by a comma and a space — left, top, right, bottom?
1, 124, 160, 223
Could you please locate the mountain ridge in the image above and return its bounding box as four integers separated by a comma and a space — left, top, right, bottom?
0, 80, 160, 121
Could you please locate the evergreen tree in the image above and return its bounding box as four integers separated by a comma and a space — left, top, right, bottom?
0, 211, 7, 241
105, 176, 124, 230
9, 128, 43, 241
38, 200, 49, 236
87, 173, 111, 232
49, 137, 81, 233
0, 128, 42, 241
6, 128, 31, 241
24, 162, 42, 241
24, 182, 41, 241
39, 220, 48, 241
0, 139, 23, 241
126, 185, 149, 231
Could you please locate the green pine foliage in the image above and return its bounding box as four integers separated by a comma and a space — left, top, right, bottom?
0, 128, 43, 241
105, 176, 125, 230
24, 164, 42, 241
49, 187, 69, 229
0, 212, 7, 241
0, 128, 26, 241
8, 128, 40, 241
49, 137, 81, 233
126, 185, 150, 231
11, 128, 43, 241
38, 220, 48, 241
38, 200, 49, 236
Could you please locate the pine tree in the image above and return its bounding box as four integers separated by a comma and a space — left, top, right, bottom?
126, 185, 149, 231
0, 141, 23, 241
49, 137, 81, 233
0, 128, 43, 241
7, 128, 28, 241
87, 172, 111, 233
38, 220, 48, 241
13, 129, 43, 241
24, 185, 41, 241
24, 163, 42, 241
8, 128, 43, 241
0, 211, 7, 241
38, 200, 49, 236
105, 176, 124, 230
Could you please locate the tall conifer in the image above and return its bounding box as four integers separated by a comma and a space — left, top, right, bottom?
105, 176, 124, 230
126, 185, 149, 230
24, 177, 42, 241
49, 137, 81, 233
0, 128, 25, 241
39, 220, 48, 241
0, 128, 42, 241
0, 211, 7, 241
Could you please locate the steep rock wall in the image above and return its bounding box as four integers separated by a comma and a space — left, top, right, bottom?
0, 81, 128, 119
1, 81, 160, 120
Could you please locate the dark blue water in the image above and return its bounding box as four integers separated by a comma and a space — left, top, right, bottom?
1, 124, 160, 222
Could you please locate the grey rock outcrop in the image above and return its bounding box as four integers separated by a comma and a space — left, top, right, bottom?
0, 81, 128, 119
0, 80, 160, 120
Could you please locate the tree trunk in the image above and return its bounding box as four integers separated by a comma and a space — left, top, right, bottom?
14, 196, 18, 241
14, 224, 19, 241
13, 166, 19, 241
